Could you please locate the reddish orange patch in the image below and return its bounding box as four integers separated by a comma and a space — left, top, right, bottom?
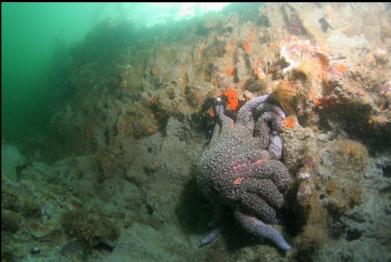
243, 41, 251, 54
335, 64, 346, 75
313, 98, 322, 107
314, 94, 338, 109
255, 67, 262, 79
284, 116, 297, 129
225, 66, 235, 76
223, 87, 239, 112
233, 177, 244, 185
254, 159, 267, 165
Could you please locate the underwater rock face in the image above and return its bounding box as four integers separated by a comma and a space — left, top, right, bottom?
52, 3, 391, 160
101, 223, 182, 262
280, 122, 318, 173
320, 140, 367, 216
292, 138, 391, 260
312, 152, 391, 262
3, 2, 391, 262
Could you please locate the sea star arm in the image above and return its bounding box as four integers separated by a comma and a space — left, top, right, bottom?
234, 209, 291, 252
254, 118, 271, 150
239, 193, 278, 224
237, 95, 269, 128
242, 179, 285, 209
252, 160, 291, 192
215, 97, 234, 129
257, 104, 286, 120
261, 111, 284, 133
268, 134, 283, 160
199, 225, 222, 247
235, 160, 291, 193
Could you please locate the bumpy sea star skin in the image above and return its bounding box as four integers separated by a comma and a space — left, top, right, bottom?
197, 95, 291, 251
254, 110, 285, 160
234, 210, 291, 251
198, 225, 223, 247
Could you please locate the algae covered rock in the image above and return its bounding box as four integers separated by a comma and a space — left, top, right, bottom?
321, 139, 368, 216
2, 209, 22, 233
61, 208, 120, 252
281, 122, 318, 173
292, 138, 369, 256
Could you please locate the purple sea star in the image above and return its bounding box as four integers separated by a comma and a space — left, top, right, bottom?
197, 95, 292, 251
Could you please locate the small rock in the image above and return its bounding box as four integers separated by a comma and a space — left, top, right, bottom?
31, 246, 40, 254
373, 48, 388, 64
2, 209, 22, 233
144, 159, 161, 175
317, 133, 329, 142
61, 240, 83, 258
382, 166, 391, 177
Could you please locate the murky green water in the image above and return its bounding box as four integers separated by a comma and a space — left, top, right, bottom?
2, 3, 229, 143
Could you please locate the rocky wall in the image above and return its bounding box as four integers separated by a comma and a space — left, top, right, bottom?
3, 3, 391, 261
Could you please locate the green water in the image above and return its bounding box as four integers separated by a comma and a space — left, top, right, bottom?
1, 3, 229, 144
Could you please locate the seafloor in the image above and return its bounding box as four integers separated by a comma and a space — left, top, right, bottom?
2, 3, 391, 262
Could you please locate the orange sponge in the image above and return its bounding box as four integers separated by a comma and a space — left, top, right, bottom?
284, 116, 297, 129
223, 87, 239, 112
